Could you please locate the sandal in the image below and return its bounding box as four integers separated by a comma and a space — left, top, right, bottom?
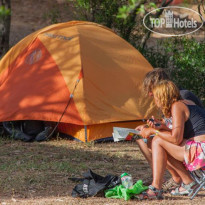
138, 185, 164, 200
171, 181, 196, 196
162, 178, 180, 193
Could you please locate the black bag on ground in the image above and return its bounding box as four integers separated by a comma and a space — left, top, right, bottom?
71, 169, 121, 198
2, 120, 53, 142
22, 120, 53, 141
3, 121, 35, 142
22, 120, 45, 137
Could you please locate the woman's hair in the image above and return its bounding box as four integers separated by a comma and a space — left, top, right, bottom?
152, 80, 182, 117
143, 68, 170, 95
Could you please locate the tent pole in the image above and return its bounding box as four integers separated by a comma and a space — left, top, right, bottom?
84, 125, 87, 142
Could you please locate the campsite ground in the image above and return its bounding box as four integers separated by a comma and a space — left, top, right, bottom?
0, 137, 204, 205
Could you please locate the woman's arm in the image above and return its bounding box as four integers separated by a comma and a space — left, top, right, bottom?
170, 101, 186, 145
140, 127, 173, 142
140, 102, 186, 144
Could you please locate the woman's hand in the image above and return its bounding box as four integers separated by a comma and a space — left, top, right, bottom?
135, 124, 148, 131
147, 116, 162, 129
140, 127, 154, 139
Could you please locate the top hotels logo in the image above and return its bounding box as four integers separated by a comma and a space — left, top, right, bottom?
143, 6, 204, 37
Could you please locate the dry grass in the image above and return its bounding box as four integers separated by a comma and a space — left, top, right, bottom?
0, 137, 204, 205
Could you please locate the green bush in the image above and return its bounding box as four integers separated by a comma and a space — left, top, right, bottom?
163, 37, 205, 101
0, 5, 11, 20
142, 37, 205, 104
139, 45, 170, 69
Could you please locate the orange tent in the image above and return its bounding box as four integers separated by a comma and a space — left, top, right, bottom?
0, 21, 157, 142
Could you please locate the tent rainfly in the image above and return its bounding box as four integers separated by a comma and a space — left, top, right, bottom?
0, 21, 158, 142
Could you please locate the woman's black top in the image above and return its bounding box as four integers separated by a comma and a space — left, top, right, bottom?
180, 89, 204, 108
183, 104, 205, 139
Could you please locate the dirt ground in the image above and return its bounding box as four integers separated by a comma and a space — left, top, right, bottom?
10, 0, 74, 46
0, 138, 204, 205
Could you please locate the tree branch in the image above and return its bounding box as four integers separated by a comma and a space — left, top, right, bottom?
198, 0, 205, 27
123, 0, 147, 40
140, 0, 174, 50
0, 0, 11, 57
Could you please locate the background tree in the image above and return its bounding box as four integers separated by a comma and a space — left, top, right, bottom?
69, 0, 155, 48
117, 0, 204, 101
69, 0, 175, 49
0, 0, 11, 57
198, 0, 205, 25
69, 0, 205, 104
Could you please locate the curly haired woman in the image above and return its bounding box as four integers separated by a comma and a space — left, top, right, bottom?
139, 80, 205, 200
135, 68, 204, 192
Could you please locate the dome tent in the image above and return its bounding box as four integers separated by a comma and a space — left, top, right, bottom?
0, 21, 157, 142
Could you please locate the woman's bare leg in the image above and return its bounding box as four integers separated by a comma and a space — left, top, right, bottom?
152, 138, 167, 189
166, 163, 182, 184
136, 139, 152, 166
166, 154, 192, 184
151, 136, 193, 189
136, 138, 182, 184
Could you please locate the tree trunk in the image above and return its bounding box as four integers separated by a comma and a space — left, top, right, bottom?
140, 0, 174, 50
198, 0, 205, 27
0, 0, 11, 57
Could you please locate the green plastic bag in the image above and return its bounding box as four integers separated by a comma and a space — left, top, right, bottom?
105, 180, 148, 201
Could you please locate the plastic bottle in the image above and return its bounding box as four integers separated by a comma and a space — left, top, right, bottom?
121, 173, 133, 189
